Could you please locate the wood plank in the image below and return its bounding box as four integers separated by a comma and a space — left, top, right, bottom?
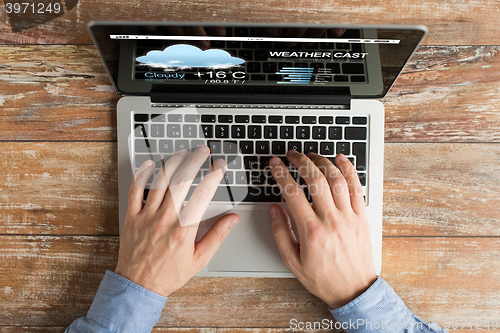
1, 45, 499, 142
0, 327, 216, 333
0, 236, 499, 327
1, 142, 499, 236
1, 0, 500, 45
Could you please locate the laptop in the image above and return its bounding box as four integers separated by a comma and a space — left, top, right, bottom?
89, 22, 426, 277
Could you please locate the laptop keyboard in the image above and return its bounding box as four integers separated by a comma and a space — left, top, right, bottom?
133, 110, 368, 204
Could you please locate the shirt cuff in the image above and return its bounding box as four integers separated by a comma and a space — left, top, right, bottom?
87, 270, 168, 333
329, 276, 415, 333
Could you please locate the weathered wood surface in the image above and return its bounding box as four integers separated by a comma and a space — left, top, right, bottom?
0, 236, 498, 328
0, 329, 499, 333
1, 0, 500, 45
1, 142, 499, 236
1, 45, 499, 142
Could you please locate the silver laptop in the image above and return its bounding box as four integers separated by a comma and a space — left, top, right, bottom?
89, 22, 426, 277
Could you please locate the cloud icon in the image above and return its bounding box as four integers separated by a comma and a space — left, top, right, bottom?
136, 44, 245, 68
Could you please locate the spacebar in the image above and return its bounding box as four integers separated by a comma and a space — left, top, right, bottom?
187, 186, 282, 202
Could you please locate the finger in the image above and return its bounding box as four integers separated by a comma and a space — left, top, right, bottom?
160, 146, 213, 221
144, 149, 190, 212
194, 213, 240, 268
185, 26, 209, 49
269, 154, 316, 236
285, 150, 336, 216
335, 154, 365, 214
307, 152, 351, 211
178, 157, 226, 228
270, 204, 301, 273
128, 160, 156, 216
208, 26, 226, 36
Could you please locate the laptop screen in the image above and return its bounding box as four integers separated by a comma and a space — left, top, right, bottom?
89, 23, 426, 100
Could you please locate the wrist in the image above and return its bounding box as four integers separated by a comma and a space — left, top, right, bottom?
326, 274, 378, 309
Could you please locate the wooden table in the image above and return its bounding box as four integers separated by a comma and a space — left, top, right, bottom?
1, 1, 499, 332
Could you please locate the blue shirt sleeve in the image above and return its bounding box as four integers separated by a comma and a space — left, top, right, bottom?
330, 276, 448, 333
65, 270, 167, 333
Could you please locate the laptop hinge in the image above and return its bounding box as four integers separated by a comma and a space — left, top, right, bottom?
150, 92, 351, 107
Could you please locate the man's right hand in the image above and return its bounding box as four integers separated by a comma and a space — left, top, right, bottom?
269, 151, 377, 309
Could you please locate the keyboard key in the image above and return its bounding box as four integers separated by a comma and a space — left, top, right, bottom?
255, 50, 268, 60
268, 116, 283, 123
342, 63, 365, 74
168, 114, 182, 122
267, 171, 277, 185
247, 62, 261, 73
345, 127, 367, 140
280, 126, 293, 139
150, 124, 164, 137
252, 115, 266, 123
296, 126, 310, 139
135, 139, 156, 153
337, 142, 350, 155
239, 141, 254, 154
285, 116, 300, 124
246, 186, 281, 202
320, 142, 334, 155
221, 171, 234, 184
208, 140, 222, 154
167, 124, 181, 138
358, 173, 366, 186
211, 155, 225, 165
235, 115, 250, 123
218, 115, 233, 123
227, 155, 242, 169
319, 116, 334, 124
328, 126, 342, 140
257, 156, 271, 171
134, 124, 148, 137
239, 49, 253, 60
201, 124, 213, 138
175, 140, 189, 151
263, 62, 277, 73
334, 75, 349, 82
223, 141, 238, 154
201, 156, 210, 169
312, 126, 327, 139
350, 75, 366, 82
134, 113, 148, 122
185, 114, 200, 122
251, 74, 266, 81
151, 114, 166, 122
201, 115, 216, 122
326, 63, 341, 74
159, 140, 173, 153
272, 141, 286, 155
248, 125, 262, 139
264, 125, 278, 139
353, 142, 367, 171
251, 171, 266, 185
288, 141, 302, 153
279, 156, 289, 166
192, 171, 202, 184
183, 124, 197, 138
302, 116, 316, 124
244, 156, 258, 170
231, 125, 246, 138
235, 171, 250, 184
353, 116, 368, 125
303, 142, 318, 154
336, 42, 350, 50
135, 154, 161, 168
215, 125, 229, 138
336, 116, 350, 124
191, 140, 206, 149
256, 141, 270, 154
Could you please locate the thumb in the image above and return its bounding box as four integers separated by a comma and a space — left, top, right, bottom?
270, 204, 300, 270
194, 213, 239, 267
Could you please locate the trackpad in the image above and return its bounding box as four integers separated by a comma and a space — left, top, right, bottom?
206, 208, 290, 272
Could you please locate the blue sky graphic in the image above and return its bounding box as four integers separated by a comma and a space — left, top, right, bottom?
136, 44, 245, 68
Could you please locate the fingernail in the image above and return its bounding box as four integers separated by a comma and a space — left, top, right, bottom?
197, 145, 209, 153
306, 152, 317, 158
338, 154, 348, 162
228, 216, 240, 228
287, 149, 298, 156
270, 205, 279, 219
269, 156, 281, 166
213, 158, 226, 168
142, 160, 154, 167
177, 149, 190, 156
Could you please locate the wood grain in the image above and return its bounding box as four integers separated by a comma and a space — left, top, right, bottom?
1, 45, 499, 142
1, 142, 498, 236
1, 0, 500, 45
0, 236, 498, 327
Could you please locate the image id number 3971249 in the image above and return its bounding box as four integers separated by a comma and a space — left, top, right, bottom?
430, 318, 499, 329
5, 2, 61, 14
